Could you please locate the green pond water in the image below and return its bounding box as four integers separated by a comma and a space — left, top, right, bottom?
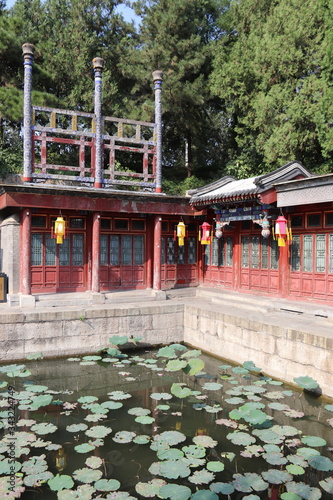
0, 340, 332, 500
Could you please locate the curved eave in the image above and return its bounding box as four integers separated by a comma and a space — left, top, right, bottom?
190, 193, 261, 209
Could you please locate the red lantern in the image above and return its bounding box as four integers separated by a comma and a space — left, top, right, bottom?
200, 221, 211, 245
274, 215, 290, 247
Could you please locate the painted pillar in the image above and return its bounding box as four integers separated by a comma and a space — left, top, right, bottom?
22, 43, 35, 182
146, 217, 153, 289
152, 70, 163, 193
20, 208, 31, 295
91, 212, 101, 292
153, 215, 162, 290
93, 57, 105, 188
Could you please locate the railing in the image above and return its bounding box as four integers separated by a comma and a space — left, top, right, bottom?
32, 106, 157, 188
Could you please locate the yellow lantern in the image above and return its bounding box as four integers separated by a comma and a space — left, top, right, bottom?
54, 216, 66, 244
176, 221, 186, 246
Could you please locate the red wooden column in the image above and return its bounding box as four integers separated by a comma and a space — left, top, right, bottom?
146, 217, 153, 289
153, 215, 162, 290
91, 212, 101, 292
20, 208, 31, 295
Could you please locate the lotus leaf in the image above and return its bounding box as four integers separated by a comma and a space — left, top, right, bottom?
325, 404, 333, 412
85, 425, 112, 438
48, 474, 74, 491
271, 425, 299, 437
73, 467, 103, 483
226, 431, 256, 446
252, 429, 284, 444
268, 402, 290, 411
0, 381, 7, 388
225, 397, 245, 405
74, 443, 95, 454
0, 476, 25, 498
193, 435, 218, 448
205, 404, 223, 413
308, 455, 333, 471
191, 490, 219, 500
128, 407, 151, 416
94, 478, 121, 491
30, 394, 53, 408
319, 477, 333, 494
106, 348, 122, 357
28, 384, 48, 392
207, 461, 225, 472
113, 431, 136, 443
158, 483, 192, 500
85, 413, 107, 422
150, 392, 172, 400
22, 455, 48, 474
135, 478, 166, 497
8, 368, 32, 377
66, 423, 88, 433
286, 481, 322, 500
166, 359, 188, 371
188, 469, 215, 484
135, 415, 155, 424
181, 348, 202, 358
243, 361, 262, 372
86, 404, 108, 414
109, 335, 129, 345
24, 471, 54, 486
262, 451, 288, 465
243, 385, 266, 394
101, 401, 123, 410
233, 473, 268, 493
193, 403, 207, 410
133, 434, 151, 445
156, 346, 178, 358
229, 404, 268, 425
210, 482, 235, 496
301, 436, 326, 447
105, 493, 137, 500
78, 396, 98, 404
215, 418, 238, 428
156, 404, 170, 411
286, 464, 305, 475
157, 430, 187, 446
0, 458, 22, 474
82, 355, 102, 361
0, 363, 26, 373
281, 494, 302, 500
261, 469, 293, 484
265, 391, 285, 399
294, 376, 319, 390
85, 456, 103, 469
171, 383, 192, 398
202, 382, 223, 391
158, 459, 191, 479
108, 391, 131, 400
31, 422, 57, 435
157, 448, 184, 461
232, 366, 250, 375
183, 358, 205, 376
287, 454, 308, 467
182, 444, 206, 458
240, 444, 264, 457
297, 447, 321, 459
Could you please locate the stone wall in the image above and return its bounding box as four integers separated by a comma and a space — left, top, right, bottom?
0, 302, 184, 361
0, 213, 20, 294
183, 303, 333, 399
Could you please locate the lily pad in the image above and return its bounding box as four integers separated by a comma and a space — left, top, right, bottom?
166, 359, 188, 371
107, 391, 131, 400
135, 478, 166, 497
308, 455, 333, 471
113, 431, 136, 444
233, 473, 268, 493
157, 430, 187, 446
286, 464, 305, 475
48, 474, 74, 491
319, 477, 333, 494
150, 392, 172, 400
293, 376, 319, 390
286, 481, 322, 500
226, 431, 256, 446
158, 459, 191, 479
159, 483, 192, 500
171, 383, 192, 398
128, 407, 151, 416
207, 461, 225, 472
193, 435, 218, 448
94, 478, 121, 491
261, 469, 293, 484
210, 482, 235, 494
301, 436, 327, 447
243, 361, 262, 372
66, 423, 88, 433
74, 443, 96, 454
191, 491, 219, 500
85, 425, 112, 438
31, 422, 57, 435
202, 382, 223, 391
73, 467, 103, 483
183, 358, 205, 376
189, 469, 215, 484
85, 456, 103, 469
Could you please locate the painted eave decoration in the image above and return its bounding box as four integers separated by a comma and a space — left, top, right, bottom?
189, 161, 313, 208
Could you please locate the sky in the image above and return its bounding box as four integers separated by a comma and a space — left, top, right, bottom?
5, 0, 139, 25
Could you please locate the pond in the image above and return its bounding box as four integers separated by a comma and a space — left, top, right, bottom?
0, 337, 332, 499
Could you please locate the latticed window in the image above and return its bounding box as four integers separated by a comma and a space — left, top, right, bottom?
161, 237, 165, 265
316, 234, 326, 273
219, 238, 224, 266
110, 236, 119, 266
212, 238, 219, 266
226, 237, 233, 266
204, 243, 210, 265
134, 235, 144, 265
72, 234, 84, 266
167, 238, 175, 264
303, 235, 313, 272
270, 239, 279, 270
330, 235, 333, 274
261, 238, 268, 269
291, 235, 300, 271
31, 234, 42, 266
100, 234, 108, 266
178, 245, 185, 265
188, 237, 196, 264
251, 236, 260, 269
122, 235, 131, 265
59, 237, 70, 266
241, 236, 249, 268
45, 235, 56, 266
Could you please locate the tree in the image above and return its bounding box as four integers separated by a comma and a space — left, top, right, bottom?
120, 0, 225, 182
210, 0, 333, 175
